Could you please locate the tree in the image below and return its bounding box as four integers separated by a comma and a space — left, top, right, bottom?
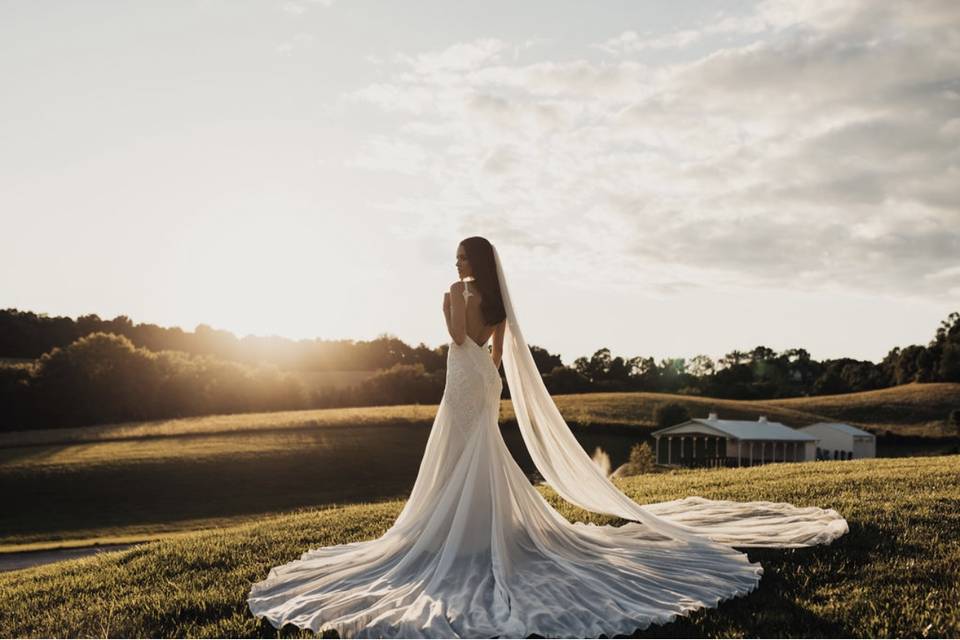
688, 354, 715, 378
626, 356, 658, 390
543, 366, 589, 394
935, 312, 960, 382
719, 350, 749, 368
574, 348, 612, 382
879, 346, 901, 386
749, 345, 777, 363
916, 346, 939, 382
529, 345, 563, 374
939, 342, 960, 382
893, 345, 926, 384
653, 357, 695, 393
784, 347, 817, 388
654, 401, 689, 428
812, 368, 850, 395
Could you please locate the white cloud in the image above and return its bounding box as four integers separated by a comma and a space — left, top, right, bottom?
344, 135, 431, 176
281, 0, 334, 14
396, 38, 510, 75
276, 32, 314, 55
593, 28, 704, 55
344, 0, 960, 300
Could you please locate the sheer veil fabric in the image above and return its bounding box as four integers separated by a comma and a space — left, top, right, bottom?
246, 243, 849, 638
492, 244, 849, 550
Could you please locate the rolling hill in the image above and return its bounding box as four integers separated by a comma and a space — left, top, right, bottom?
1, 455, 957, 638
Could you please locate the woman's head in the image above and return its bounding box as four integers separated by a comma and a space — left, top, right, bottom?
457, 236, 506, 326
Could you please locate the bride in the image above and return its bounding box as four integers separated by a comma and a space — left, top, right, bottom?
247, 236, 849, 638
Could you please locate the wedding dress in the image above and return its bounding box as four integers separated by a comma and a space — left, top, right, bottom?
247, 244, 849, 638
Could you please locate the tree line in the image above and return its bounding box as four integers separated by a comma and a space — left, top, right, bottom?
0, 310, 446, 372
0, 309, 957, 431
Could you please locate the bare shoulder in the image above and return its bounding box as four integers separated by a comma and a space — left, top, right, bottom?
449, 281, 465, 294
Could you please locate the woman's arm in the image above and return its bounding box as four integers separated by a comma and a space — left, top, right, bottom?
442, 291, 455, 340
491, 319, 506, 369
445, 282, 466, 345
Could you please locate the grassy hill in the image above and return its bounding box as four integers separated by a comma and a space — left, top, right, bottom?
0, 383, 957, 551
2, 382, 956, 450
540, 382, 960, 438
0, 455, 957, 638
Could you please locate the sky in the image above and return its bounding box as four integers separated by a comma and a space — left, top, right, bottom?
1, 0, 957, 366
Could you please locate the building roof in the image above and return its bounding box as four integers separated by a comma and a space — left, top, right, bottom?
799, 422, 875, 437
652, 418, 817, 441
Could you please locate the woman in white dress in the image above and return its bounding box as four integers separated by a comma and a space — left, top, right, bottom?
247, 236, 849, 638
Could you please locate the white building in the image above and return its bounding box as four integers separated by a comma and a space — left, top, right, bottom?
651, 413, 818, 467
798, 422, 876, 460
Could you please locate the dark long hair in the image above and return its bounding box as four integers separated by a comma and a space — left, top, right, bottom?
460, 236, 506, 326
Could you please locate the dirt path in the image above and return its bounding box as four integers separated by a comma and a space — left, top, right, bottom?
0, 543, 139, 573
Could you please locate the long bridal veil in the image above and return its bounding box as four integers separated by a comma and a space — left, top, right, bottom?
491, 244, 849, 549
247, 242, 849, 638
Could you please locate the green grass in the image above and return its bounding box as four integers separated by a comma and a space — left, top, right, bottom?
3, 382, 956, 453
1, 383, 956, 549
1, 455, 958, 638
548, 382, 960, 438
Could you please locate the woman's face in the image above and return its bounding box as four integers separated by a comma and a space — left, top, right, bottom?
456, 244, 472, 279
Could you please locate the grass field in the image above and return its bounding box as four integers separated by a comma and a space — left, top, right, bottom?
0, 455, 957, 638
1, 383, 956, 551
2, 382, 956, 450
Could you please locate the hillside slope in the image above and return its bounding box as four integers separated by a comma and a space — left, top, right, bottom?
0, 455, 957, 638
3, 383, 956, 450
540, 382, 960, 437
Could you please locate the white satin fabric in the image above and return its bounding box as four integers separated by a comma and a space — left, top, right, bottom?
247, 245, 849, 638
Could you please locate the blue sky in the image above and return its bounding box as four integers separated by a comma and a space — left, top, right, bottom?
1, 0, 957, 365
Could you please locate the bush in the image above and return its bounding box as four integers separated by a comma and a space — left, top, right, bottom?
654, 401, 690, 428
349, 363, 444, 406
628, 441, 656, 473
949, 409, 960, 437
543, 366, 590, 394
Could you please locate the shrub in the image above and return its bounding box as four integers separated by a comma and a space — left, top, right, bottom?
350, 363, 444, 406
654, 401, 690, 428
628, 441, 656, 473
949, 409, 960, 437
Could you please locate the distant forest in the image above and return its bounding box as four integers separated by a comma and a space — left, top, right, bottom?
1, 308, 958, 431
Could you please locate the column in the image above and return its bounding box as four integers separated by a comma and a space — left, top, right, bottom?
668, 436, 673, 464
749, 441, 754, 466
655, 435, 661, 464
737, 439, 741, 467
